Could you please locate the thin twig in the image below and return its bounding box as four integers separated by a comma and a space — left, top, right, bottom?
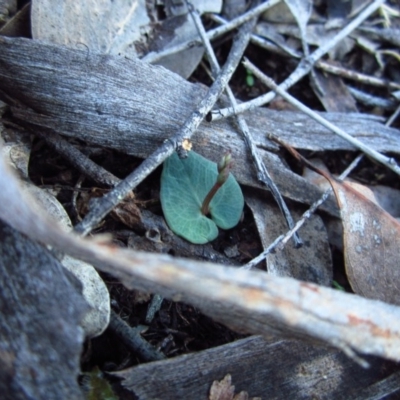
250, 31, 301, 57
74, 11, 259, 236
316, 60, 400, 91
283, 0, 311, 58
348, 86, 398, 110
242, 153, 364, 270
189, 2, 302, 247
142, 0, 281, 63
145, 294, 164, 324
243, 58, 400, 176
71, 175, 85, 223
386, 104, 400, 126
209, 0, 385, 121
209, 13, 302, 58
109, 310, 165, 362
35, 130, 121, 187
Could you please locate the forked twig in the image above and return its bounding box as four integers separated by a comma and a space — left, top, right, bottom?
142, 0, 281, 63
243, 153, 364, 270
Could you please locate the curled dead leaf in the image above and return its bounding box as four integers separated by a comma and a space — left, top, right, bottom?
270, 135, 400, 305
329, 179, 400, 305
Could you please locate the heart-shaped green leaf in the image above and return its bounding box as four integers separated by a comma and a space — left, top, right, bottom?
160, 151, 244, 244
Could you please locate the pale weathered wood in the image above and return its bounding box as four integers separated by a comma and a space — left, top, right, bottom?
0, 220, 86, 400
1, 37, 399, 215
114, 335, 398, 400
2, 150, 400, 363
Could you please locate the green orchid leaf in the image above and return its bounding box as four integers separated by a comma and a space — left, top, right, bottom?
160, 151, 244, 244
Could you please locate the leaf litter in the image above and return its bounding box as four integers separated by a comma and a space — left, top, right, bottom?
2, 0, 400, 398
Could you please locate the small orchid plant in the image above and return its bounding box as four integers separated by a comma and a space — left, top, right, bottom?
160, 150, 244, 244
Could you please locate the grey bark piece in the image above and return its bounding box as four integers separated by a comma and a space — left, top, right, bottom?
0, 219, 86, 400
31, 0, 154, 56
0, 37, 398, 216
114, 335, 398, 400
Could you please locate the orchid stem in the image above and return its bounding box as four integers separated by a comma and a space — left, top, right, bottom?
201, 182, 222, 216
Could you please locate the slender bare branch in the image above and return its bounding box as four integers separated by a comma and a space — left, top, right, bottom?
210, 13, 400, 91
243, 58, 400, 176
188, 1, 302, 247
35, 130, 121, 187
348, 86, 398, 110
316, 60, 400, 91
386, 104, 400, 126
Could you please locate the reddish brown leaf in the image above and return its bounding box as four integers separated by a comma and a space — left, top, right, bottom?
329, 179, 400, 305
271, 138, 400, 305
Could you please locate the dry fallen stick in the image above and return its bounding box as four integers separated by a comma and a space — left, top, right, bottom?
109, 310, 165, 362
387, 104, 400, 126
188, 2, 301, 247
3, 150, 400, 363
243, 58, 400, 176
243, 153, 364, 270
209, 0, 385, 121
348, 86, 398, 110
316, 60, 400, 91
34, 129, 120, 187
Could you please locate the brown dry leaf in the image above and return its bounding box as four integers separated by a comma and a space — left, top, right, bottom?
311, 69, 358, 113
272, 137, 400, 305
209, 374, 260, 400
78, 189, 141, 229
303, 160, 398, 213
328, 178, 400, 305
110, 192, 142, 229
